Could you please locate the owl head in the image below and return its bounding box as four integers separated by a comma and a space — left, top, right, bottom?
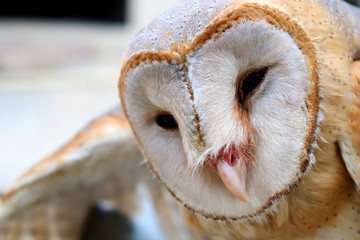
119, 0, 319, 220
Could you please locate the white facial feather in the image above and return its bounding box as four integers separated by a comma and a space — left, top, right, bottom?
124, 20, 312, 219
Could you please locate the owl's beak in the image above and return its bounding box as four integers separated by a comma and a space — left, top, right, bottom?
217, 158, 250, 203
209, 146, 250, 203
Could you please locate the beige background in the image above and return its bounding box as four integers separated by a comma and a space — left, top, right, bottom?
0, 0, 179, 191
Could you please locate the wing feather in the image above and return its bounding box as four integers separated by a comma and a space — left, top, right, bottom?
339, 61, 360, 188
0, 108, 147, 239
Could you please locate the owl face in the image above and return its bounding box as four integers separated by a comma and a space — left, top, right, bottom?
119, 1, 319, 220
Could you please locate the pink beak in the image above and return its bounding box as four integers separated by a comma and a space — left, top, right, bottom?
209, 145, 251, 203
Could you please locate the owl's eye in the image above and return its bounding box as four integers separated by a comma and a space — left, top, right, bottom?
156, 113, 178, 130
238, 67, 268, 102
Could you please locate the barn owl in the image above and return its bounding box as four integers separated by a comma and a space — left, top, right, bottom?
1, 0, 360, 239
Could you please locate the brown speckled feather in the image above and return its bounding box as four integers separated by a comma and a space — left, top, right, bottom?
0, 109, 142, 239
0, 109, 192, 239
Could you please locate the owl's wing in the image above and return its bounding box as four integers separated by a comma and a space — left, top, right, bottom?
339, 61, 360, 188
335, 0, 360, 188
0, 107, 192, 240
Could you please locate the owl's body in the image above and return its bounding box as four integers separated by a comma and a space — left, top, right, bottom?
1, 0, 360, 239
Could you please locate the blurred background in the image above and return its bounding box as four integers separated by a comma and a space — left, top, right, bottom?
0, 0, 359, 192
0, 0, 179, 191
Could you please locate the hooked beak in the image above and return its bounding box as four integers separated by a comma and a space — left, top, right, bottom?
209, 145, 251, 203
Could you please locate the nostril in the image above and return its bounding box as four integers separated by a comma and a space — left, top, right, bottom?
230, 155, 236, 166
225, 151, 237, 166
208, 145, 248, 170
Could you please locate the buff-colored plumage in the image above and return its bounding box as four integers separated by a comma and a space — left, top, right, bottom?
1, 0, 360, 239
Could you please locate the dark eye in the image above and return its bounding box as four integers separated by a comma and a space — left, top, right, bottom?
238, 67, 268, 102
155, 113, 178, 130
